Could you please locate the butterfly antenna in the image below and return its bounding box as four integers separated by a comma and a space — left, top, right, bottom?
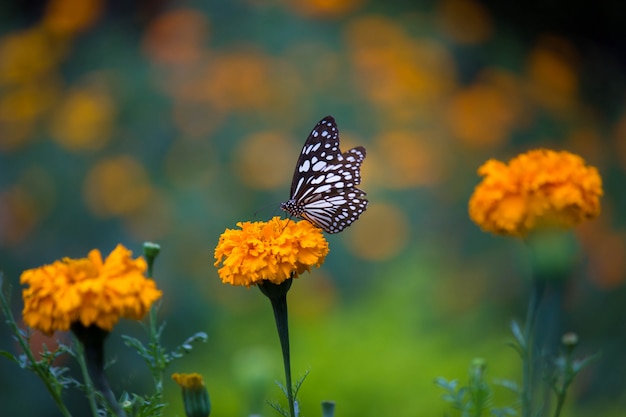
253, 201, 282, 219
281, 215, 294, 233
252, 201, 293, 234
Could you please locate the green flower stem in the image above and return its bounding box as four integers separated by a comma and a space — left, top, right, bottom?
73, 336, 101, 417
0, 280, 73, 417
321, 401, 336, 417
146, 288, 162, 396
71, 324, 127, 417
143, 241, 164, 402
521, 280, 546, 417
552, 388, 567, 417
259, 279, 296, 417
552, 335, 577, 417
272, 293, 295, 417
522, 230, 577, 416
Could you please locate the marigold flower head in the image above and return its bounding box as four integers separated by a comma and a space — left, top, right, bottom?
214, 217, 329, 287
469, 149, 602, 237
20, 244, 162, 335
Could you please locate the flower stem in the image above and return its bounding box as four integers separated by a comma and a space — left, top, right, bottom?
552, 390, 567, 417
271, 294, 296, 417
321, 401, 335, 417
259, 279, 296, 417
74, 337, 101, 417
143, 242, 165, 407
72, 324, 127, 417
521, 280, 545, 417
0, 279, 73, 417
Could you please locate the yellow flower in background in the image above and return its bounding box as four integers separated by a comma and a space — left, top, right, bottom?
50, 78, 116, 151
83, 155, 153, 217
469, 149, 602, 236
43, 0, 103, 37
21, 244, 162, 335
287, 0, 365, 18
436, 0, 493, 44
214, 217, 329, 287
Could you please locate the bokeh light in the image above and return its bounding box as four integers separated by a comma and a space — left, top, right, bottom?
83, 156, 153, 217
50, 74, 116, 151
234, 132, 296, 190
1, 1, 625, 416
345, 202, 410, 261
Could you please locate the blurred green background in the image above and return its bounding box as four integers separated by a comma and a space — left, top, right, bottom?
1, 0, 625, 416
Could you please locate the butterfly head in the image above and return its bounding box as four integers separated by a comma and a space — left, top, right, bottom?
280, 199, 302, 217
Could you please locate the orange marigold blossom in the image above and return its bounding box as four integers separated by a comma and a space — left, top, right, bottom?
214, 217, 329, 287
469, 149, 602, 236
20, 244, 162, 335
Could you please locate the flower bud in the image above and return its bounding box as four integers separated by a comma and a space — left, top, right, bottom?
561, 332, 579, 349
172, 373, 211, 417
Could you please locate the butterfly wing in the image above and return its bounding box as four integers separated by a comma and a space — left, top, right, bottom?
281, 116, 368, 233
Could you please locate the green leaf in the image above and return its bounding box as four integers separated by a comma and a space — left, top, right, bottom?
493, 378, 519, 393
491, 407, 517, 417
434, 377, 458, 391
0, 350, 18, 363
267, 399, 290, 417
572, 352, 601, 374
510, 320, 526, 349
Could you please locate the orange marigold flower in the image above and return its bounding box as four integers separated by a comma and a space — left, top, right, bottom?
214, 217, 329, 287
20, 244, 162, 335
469, 149, 602, 236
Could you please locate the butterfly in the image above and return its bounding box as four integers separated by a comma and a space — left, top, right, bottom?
280, 116, 368, 233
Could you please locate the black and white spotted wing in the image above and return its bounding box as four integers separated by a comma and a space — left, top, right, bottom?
280, 116, 368, 233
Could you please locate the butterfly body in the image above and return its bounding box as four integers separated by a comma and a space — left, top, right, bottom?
280, 116, 368, 233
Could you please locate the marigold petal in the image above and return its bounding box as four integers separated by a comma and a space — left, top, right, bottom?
214, 217, 329, 286
469, 149, 602, 236
20, 244, 161, 335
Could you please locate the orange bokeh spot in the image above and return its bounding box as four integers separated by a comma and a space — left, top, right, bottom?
50, 74, 116, 151
345, 202, 409, 261
0, 78, 61, 151
345, 16, 456, 123
201, 51, 275, 112
83, 156, 153, 217
286, 0, 365, 18
0, 26, 65, 151
447, 69, 525, 148
437, 0, 493, 44
0, 80, 60, 124
578, 222, 626, 289
0, 187, 39, 246
234, 131, 298, 190
0, 168, 56, 246
527, 36, 579, 112
43, 0, 103, 36
373, 130, 444, 188
143, 9, 209, 66
0, 27, 65, 85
